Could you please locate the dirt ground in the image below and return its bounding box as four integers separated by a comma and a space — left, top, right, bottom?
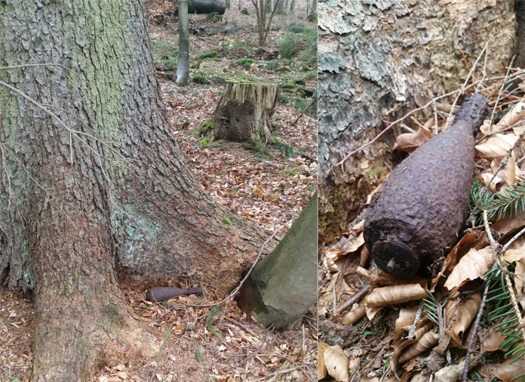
0, 4, 317, 382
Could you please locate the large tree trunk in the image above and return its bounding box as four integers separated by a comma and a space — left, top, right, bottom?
318, 0, 516, 243
237, 195, 317, 329
0, 1, 266, 380
176, 0, 190, 85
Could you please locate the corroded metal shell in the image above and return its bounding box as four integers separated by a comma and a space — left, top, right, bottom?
364, 94, 488, 278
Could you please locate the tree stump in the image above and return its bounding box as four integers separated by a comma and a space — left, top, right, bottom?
212, 81, 278, 145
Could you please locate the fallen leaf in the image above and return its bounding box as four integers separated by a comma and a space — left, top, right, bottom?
444, 247, 496, 291
434, 360, 465, 382
433, 230, 485, 287
494, 100, 525, 134
493, 214, 525, 237
318, 342, 328, 380
324, 344, 350, 382
480, 171, 504, 191
504, 154, 520, 186
365, 304, 382, 320
340, 233, 365, 255
342, 304, 366, 325
398, 331, 439, 364
480, 359, 525, 381
394, 306, 418, 338
481, 327, 506, 352
393, 127, 433, 153
446, 293, 481, 346
475, 133, 518, 159
365, 284, 427, 307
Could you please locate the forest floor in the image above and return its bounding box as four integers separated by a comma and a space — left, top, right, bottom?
0, 4, 317, 382
318, 69, 525, 381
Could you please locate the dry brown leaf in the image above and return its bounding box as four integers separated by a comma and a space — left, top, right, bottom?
342, 304, 366, 326
504, 154, 519, 186
433, 230, 485, 287
365, 284, 427, 307
475, 133, 518, 159
393, 127, 433, 153
494, 100, 525, 134
366, 183, 383, 205
365, 304, 382, 320
398, 331, 439, 364
348, 357, 360, 376
318, 342, 328, 380
324, 344, 349, 382
480, 359, 525, 381
355, 266, 402, 287
444, 247, 496, 291
481, 327, 506, 353
434, 360, 465, 382
493, 214, 525, 237
446, 293, 481, 346
394, 306, 418, 338
516, 261, 525, 310
340, 233, 365, 255
323, 233, 364, 267
480, 171, 504, 191
503, 241, 525, 308
349, 220, 364, 235
392, 322, 434, 374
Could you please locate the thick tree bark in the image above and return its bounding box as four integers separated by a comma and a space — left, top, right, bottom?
176, 0, 190, 85
318, 0, 516, 243
237, 196, 317, 329
0, 0, 266, 379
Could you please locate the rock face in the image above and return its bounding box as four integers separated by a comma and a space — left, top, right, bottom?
318, 0, 516, 243
364, 94, 488, 278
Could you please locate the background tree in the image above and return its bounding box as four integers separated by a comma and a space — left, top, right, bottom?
318, 0, 516, 243
0, 0, 268, 380
251, 0, 283, 46
176, 0, 190, 85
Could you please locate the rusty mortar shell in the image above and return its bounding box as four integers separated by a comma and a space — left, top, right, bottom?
363, 93, 488, 278
146, 287, 203, 302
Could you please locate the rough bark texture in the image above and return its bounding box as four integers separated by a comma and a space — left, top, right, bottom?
517, 0, 525, 67
237, 196, 317, 329
176, 0, 190, 85
364, 94, 487, 278
318, 0, 516, 243
0, 0, 265, 379
213, 81, 278, 144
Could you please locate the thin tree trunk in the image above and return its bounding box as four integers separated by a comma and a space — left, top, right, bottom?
318, 0, 516, 243
176, 0, 190, 85
237, 196, 317, 329
0, 0, 266, 379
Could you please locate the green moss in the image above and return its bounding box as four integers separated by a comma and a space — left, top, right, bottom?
237, 58, 255, 69
198, 119, 216, 135
198, 50, 219, 60
192, 71, 210, 84
151, 39, 178, 71
278, 27, 317, 66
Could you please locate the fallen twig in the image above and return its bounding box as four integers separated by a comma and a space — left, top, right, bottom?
335, 284, 370, 315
